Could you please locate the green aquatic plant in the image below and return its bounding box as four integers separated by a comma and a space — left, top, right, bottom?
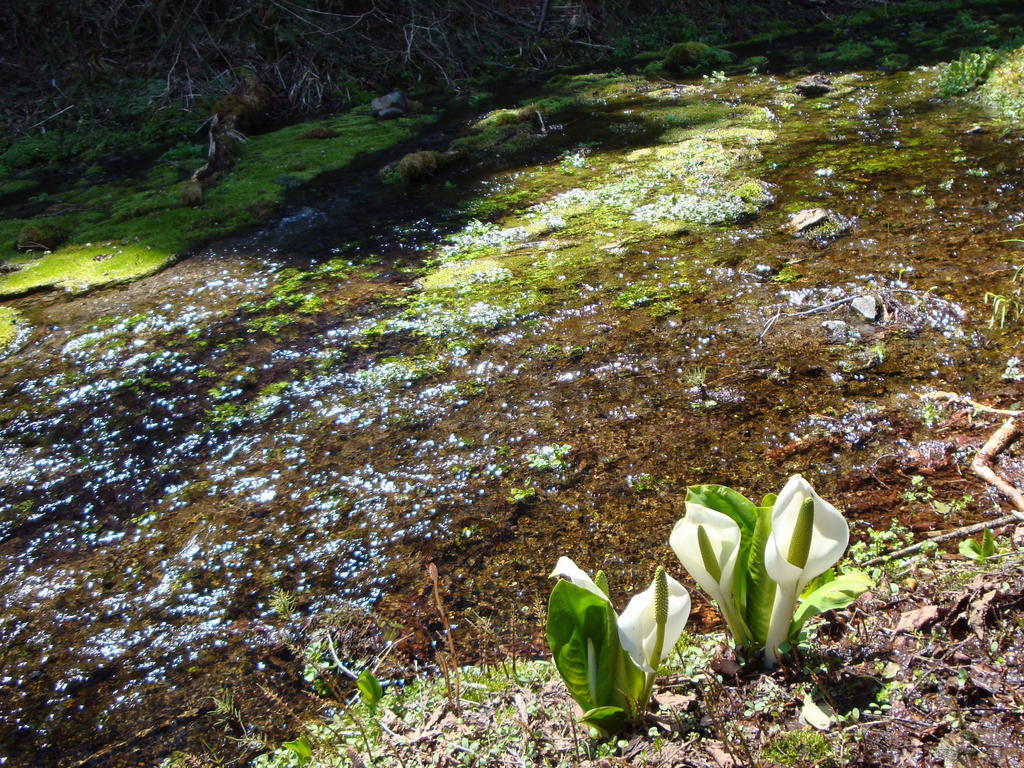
547, 558, 690, 734
670, 475, 872, 668
526, 444, 572, 471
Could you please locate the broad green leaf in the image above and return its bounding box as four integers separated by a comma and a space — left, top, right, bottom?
547, 580, 622, 712
801, 568, 836, 599
283, 735, 313, 766
743, 505, 776, 646
686, 485, 758, 533
612, 632, 646, 714
959, 538, 983, 561
581, 706, 628, 736
789, 572, 873, 638
357, 669, 383, 712
982, 528, 996, 558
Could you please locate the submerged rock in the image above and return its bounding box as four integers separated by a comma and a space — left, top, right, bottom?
396, 150, 460, 183
783, 207, 852, 241
372, 91, 409, 119
821, 319, 850, 341
794, 74, 835, 98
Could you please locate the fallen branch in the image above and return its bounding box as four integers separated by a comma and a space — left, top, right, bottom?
758, 295, 862, 339
971, 417, 1024, 521
921, 390, 1024, 418
861, 515, 1020, 566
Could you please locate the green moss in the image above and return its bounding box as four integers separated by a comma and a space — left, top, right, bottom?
15, 221, 67, 251
816, 40, 874, 67
0, 242, 173, 295
762, 730, 834, 766
0, 306, 26, 353
0, 107, 434, 296
662, 42, 732, 75
979, 45, 1024, 121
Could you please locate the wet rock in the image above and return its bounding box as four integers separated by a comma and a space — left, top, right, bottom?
794, 74, 835, 98
372, 91, 408, 119
783, 207, 852, 241
821, 319, 850, 341
397, 150, 459, 183
786, 208, 829, 233
16, 221, 67, 252
851, 294, 878, 321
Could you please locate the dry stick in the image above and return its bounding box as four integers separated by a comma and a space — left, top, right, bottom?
535, 0, 550, 32
920, 390, 1024, 418
428, 562, 462, 713
971, 417, 1024, 521
861, 515, 1020, 566
758, 295, 862, 339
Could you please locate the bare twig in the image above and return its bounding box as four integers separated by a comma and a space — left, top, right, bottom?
861, 515, 1020, 566
758, 295, 861, 339
29, 104, 75, 130
920, 390, 1024, 418
971, 418, 1024, 521
428, 562, 461, 713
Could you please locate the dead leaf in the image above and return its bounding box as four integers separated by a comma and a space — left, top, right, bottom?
513, 693, 531, 726
967, 589, 999, 640
969, 663, 1004, 695
800, 693, 835, 731
654, 691, 697, 712
896, 604, 940, 632
704, 740, 739, 767
712, 657, 741, 677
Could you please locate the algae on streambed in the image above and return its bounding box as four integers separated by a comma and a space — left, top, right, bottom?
3, 65, 1024, 767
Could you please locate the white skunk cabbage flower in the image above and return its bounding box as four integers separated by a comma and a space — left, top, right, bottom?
551, 557, 690, 673
669, 502, 749, 645
763, 474, 849, 667
618, 569, 691, 674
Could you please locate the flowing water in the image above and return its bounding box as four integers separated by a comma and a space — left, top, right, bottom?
2, 67, 1023, 766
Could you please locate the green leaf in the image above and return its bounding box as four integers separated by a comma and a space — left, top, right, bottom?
282, 735, 313, 766
357, 669, 384, 712
581, 706, 629, 736
801, 568, 836, 598
959, 538, 983, 561
982, 528, 996, 558
686, 484, 758, 533
547, 580, 623, 713
743, 505, 775, 646
790, 572, 874, 638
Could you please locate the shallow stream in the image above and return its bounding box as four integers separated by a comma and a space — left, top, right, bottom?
2, 67, 1023, 766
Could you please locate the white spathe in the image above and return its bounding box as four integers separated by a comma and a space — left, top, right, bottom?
618, 572, 691, 673
550, 556, 608, 599
763, 474, 850, 667
669, 502, 746, 643
551, 557, 690, 673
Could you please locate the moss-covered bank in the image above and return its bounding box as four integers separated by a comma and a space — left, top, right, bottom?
0, 108, 435, 296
